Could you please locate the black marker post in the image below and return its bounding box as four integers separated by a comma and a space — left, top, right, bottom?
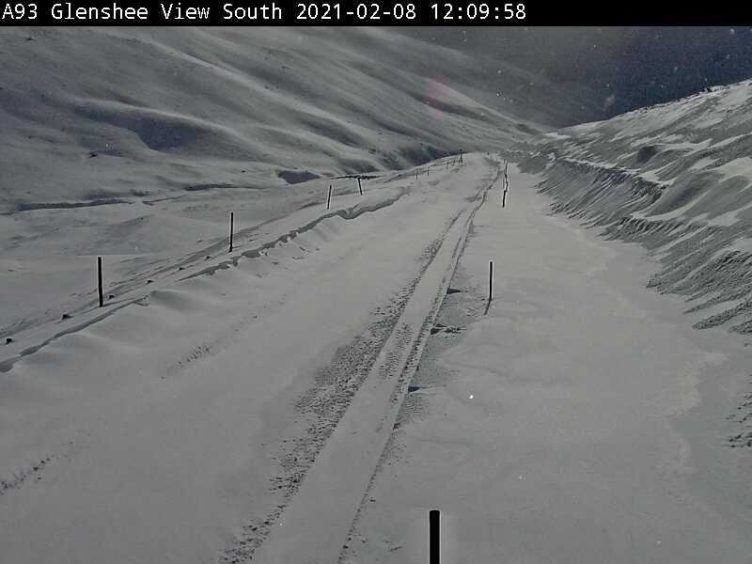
484, 260, 494, 315
327, 184, 332, 210
229, 212, 234, 252
97, 256, 104, 308
489, 260, 494, 302
429, 509, 440, 564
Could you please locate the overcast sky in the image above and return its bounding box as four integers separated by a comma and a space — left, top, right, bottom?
403, 27, 752, 117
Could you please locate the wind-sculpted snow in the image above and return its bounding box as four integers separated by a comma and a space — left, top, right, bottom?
519, 79, 752, 336
0, 183, 408, 372
0, 28, 567, 208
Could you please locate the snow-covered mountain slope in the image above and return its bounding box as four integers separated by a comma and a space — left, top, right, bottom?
0, 27, 594, 209
519, 79, 752, 335
0, 27, 597, 342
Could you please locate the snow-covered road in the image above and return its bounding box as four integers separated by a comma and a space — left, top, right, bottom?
2, 158, 750, 564
0, 155, 498, 563
344, 167, 752, 564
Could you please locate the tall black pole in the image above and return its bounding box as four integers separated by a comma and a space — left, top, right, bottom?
357, 177, 363, 196
327, 184, 332, 209
97, 257, 104, 308
229, 212, 234, 252
429, 509, 440, 564
489, 260, 494, 302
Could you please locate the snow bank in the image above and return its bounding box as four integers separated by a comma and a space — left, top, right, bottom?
520, 79, 752, 334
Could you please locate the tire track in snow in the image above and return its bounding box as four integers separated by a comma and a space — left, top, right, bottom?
338, 167, 500, 563
236, 164, 500, 564
219, 201, 464, 564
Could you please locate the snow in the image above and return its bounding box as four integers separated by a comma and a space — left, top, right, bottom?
1, 143, 751, 563
695, 204, 752, 227
0, 27, 581, 209
2, 27, 752, 564
343, 168, 752, 563
253, 164, 489, 563
714, 83, 751, 112
0, 26, 591, 348
633, 166, 676, 187
713, 157, 752, 182
544, 131, 570, 140
725, 236, 752, 254
530, 78, 752, 232
709, 134, 748, 150
0, 155, 501, 563
689, 156, 719, 171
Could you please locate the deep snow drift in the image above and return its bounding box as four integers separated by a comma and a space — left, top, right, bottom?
518, 80, 752, 450
520, 80, 752, 337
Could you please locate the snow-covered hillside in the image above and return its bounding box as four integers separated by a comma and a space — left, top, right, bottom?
520, 79, 752, 336
0, 27, 594, 209
0, 27, 596, 342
